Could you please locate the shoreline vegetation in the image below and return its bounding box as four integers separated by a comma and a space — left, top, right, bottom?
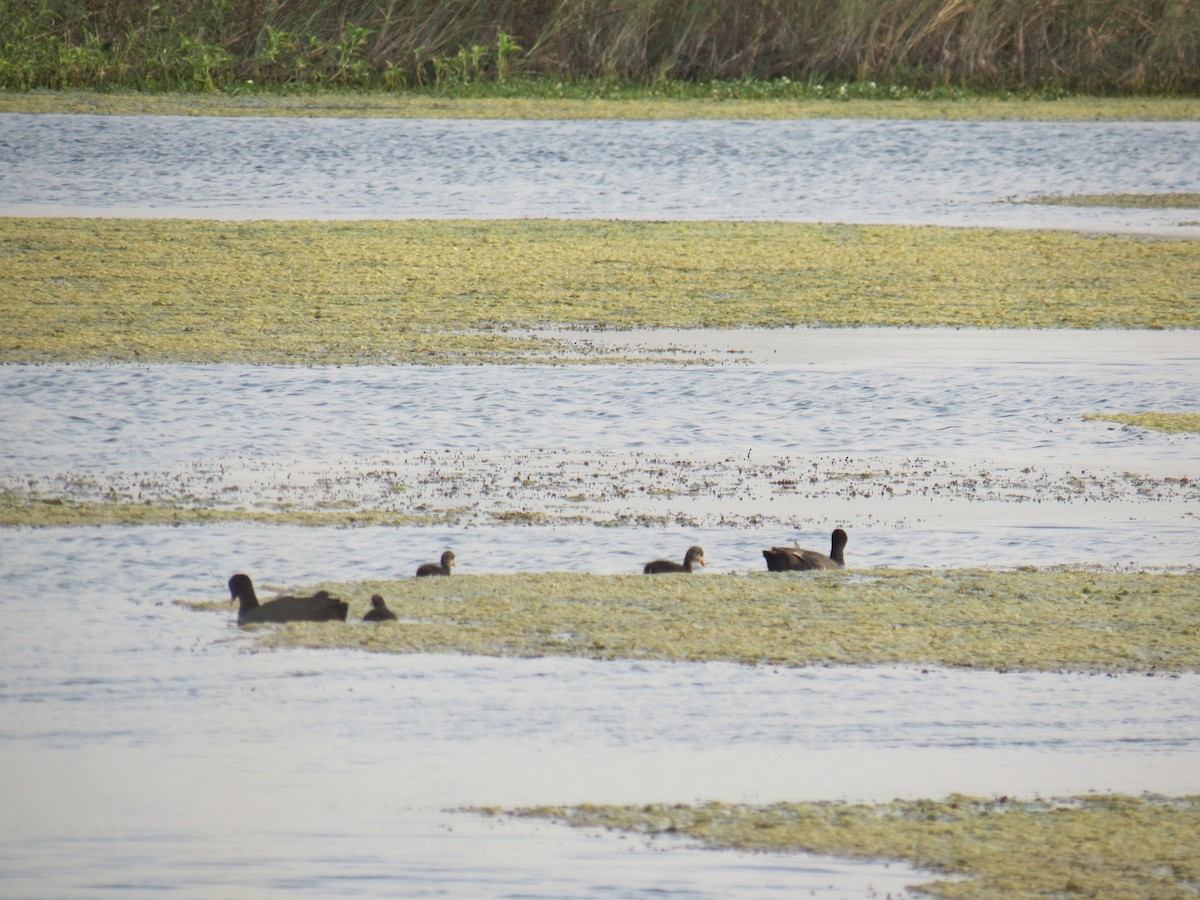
498, 795, 1200, 898
3, 218, 1197, 367
181, 568, 1200, 674
3, 88, 1200, 120
1, 0, 1195, 96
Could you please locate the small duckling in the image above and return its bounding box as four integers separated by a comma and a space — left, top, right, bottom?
643, 545, 706, 574
416, 550, 456, 577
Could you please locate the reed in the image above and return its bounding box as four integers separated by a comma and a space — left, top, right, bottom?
1, 0, 1195, 93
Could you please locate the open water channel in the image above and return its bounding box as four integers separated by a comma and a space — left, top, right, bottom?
1, 113, 1198, 897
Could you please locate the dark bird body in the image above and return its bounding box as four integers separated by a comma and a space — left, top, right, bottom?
643, 545, 706, 574
763, 529, 848, 571
228, 573, 349, 626
416, 550, 456, 577
363, 594, 397, 622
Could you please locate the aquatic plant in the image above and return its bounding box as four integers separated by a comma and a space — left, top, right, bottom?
502, 794, 1200, 898
1085, 412, 1200, 433
184, 568, 1200, 674
3, 218, 1196, 368
1021, 193, 1200, 209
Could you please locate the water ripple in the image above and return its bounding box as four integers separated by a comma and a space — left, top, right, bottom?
1, 115, 1197, 231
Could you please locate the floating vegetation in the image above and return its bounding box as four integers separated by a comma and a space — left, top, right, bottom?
6, 451, 1198, 528
3, 218, 1197, 367
499, 794, 1200, 898
1085, 412, 1200, 433
4, 90, 1200, 121
181, 569, 1200, 674
1020, 192, 1200, 209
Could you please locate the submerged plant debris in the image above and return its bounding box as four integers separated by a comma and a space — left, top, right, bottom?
3, 218, 1197, 366
498, 794, 1200, 898
182, 569, 1200, 674
1085, 412, 1200, 433
5, 450, 1197, 528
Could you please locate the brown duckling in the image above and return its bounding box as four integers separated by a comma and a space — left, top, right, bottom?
643, 545, 706, 574
416, 550, 456, 577
362, 594, 397, 622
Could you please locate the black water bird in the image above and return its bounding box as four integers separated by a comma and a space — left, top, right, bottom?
416, 550, 456, 577
643, 545, 706, 574
227, 573, 349, 626
363, 594, 398, 622
763, 529, 848, 571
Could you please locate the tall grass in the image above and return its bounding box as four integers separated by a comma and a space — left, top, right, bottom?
1, 0, 1196, 93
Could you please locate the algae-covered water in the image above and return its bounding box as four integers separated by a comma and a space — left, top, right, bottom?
2, 110, 1198, 896
2, 329, 1198, 895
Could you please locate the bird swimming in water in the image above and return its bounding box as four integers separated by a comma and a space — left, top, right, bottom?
643, 545, 706, 574
227, 573, 349, 626
416, 550, 456, 577
763, 529, 848, 571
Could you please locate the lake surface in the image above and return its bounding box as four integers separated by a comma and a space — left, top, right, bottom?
3, 331, 1199, 896
1, 114, 1198, 233
2, 526, 1199, 898
2, 113, 1199, 896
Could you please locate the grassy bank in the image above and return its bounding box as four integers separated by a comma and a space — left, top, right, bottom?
503, 795, 1200, 898
182, 569, 1200, 674
5, 88, 1200, 120
2, 0, 1196, 93
3, 218, 1196, 366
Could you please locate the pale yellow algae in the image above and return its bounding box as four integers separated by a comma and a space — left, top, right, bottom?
4, 90, 1200, 121
1023, 193, 1200, 209
1085, 412, 1200, 433
3, 218, 1197, 366
183, 569, 1200, 674
503, 794, 1200, 899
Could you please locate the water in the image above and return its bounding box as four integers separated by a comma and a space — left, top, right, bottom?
3, 333, 1198, 896
4, 333, 1198, 469
1, 114, 1197, 233
2, 528, 1199, 898
3, 113, 1199, 896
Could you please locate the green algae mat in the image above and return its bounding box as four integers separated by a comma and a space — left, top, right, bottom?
3, 218, 1197, 365
1085, 412, 1200, 433
4, 91, 1200, 121
499, 794, 1200, 898
185, 569, 1200, 674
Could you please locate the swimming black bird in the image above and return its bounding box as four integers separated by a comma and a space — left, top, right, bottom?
763, 528, 848, 571
363, 594, 398, 622
643, 545, 706, 574
416, 550, 456, 577
228, 573, 349, 626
